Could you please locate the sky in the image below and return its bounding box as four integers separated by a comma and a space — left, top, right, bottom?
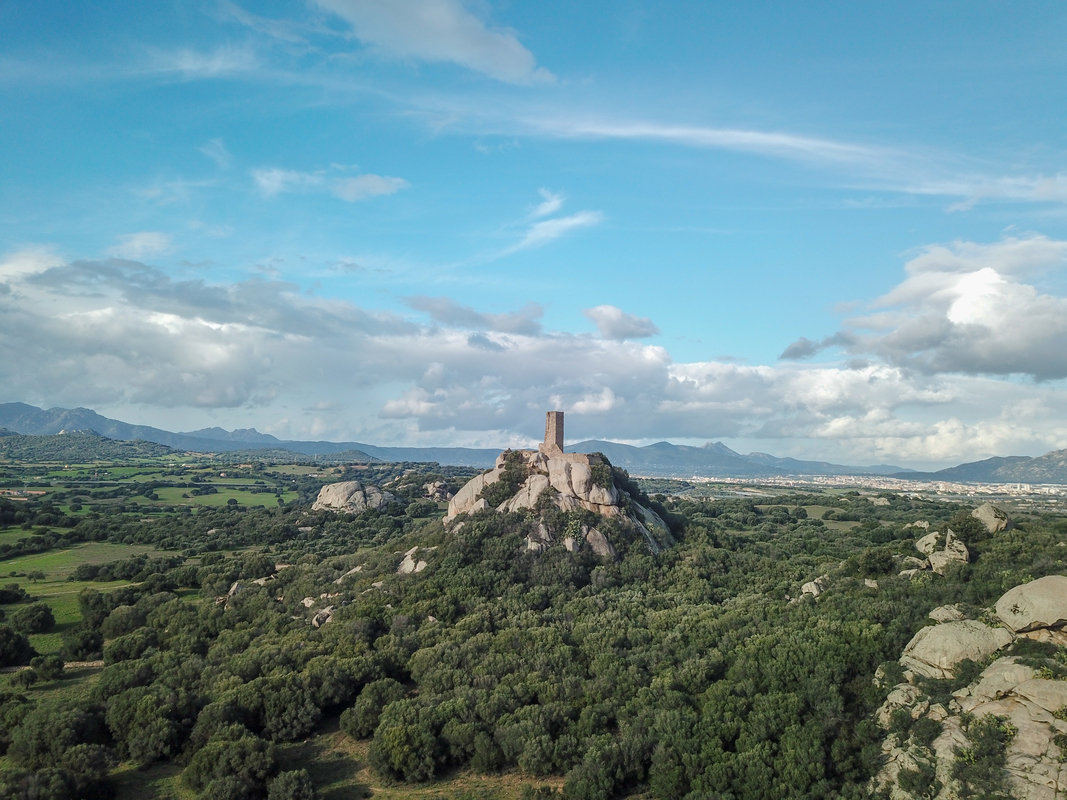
2, 1, 1067, 469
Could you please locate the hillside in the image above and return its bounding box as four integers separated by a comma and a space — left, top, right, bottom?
0, 429, 176, 461
894, 450, 1067, 484
2, 456, 1063, 799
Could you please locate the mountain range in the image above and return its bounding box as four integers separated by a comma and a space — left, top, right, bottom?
2, 402, 1066, 482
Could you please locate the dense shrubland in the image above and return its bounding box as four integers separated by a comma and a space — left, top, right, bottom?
0, 476, 1064, 799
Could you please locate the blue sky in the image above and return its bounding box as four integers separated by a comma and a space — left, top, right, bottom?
2, 1, 1067, 468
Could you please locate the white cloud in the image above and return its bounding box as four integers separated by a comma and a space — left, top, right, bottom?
531, 188, 564, 218
198, 138, 232, 169
782, 234, 1067, 380
583, 305, 659, 340
106, 232, 172, 260
333, 174, 409, 201
6, 250, 1067, 467
312, 0, 554, 84
525, 118, 896, 167
507, 210, 603, 254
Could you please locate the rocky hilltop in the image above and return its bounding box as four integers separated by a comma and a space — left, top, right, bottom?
873, 575, 1067, 799
445, 412, 674, 557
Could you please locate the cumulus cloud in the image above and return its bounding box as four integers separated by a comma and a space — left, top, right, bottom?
783, 234, 1067, 380
583, 305, 659, 340
6, 248, 1067, 466
106, 233, 172, 260
252, 165, 408, 202
312, 0, 554, 84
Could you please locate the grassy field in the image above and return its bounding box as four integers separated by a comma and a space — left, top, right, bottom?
0, 541, 181, 658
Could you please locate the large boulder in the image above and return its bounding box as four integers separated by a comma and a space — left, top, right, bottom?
972, 502, 1013, 534
313, 481, 396, 513
900, 620, 1013, 679
995, 575, 1067, 634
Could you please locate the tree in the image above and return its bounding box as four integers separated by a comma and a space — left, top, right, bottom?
267, 770, 317, 800
77, 589, 109, 630
26, 570, 46, 583
12, 602, 56, 634
341, 678, 406, 739
0, 624, 35, 667
62, 626, 103, 661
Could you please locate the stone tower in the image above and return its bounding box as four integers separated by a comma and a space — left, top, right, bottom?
541, 411, 564, 456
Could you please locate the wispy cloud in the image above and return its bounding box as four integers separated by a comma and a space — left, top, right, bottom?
106, 232, 172, 260
311, 0, 554, 84
251, 165, 408, 202
521, 118, 897, 167
252, 168, 325, 195
506, 210, 603, 254
148, 45, 260, 79
198, 138, 232, 169
333, 174, 409, 201
404, 296, 544, 335
531, 188, 564, 218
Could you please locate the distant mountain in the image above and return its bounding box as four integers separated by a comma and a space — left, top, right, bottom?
743, 452, 914, 476
0, 403, 499, 466
895, 451, 1067, 484
0, 402, 951, 478
570, 440, 910, 478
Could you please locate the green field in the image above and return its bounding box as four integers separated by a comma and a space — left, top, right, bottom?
0, 541, 181, 659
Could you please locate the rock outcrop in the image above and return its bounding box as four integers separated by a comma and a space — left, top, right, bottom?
801, 575, 830, 599
905, 530, 969, 577
900, 620, 1013, 680
928, 531, 970, 575
312, 481, 396, 514
445, 447, 673, 557
423, 481, 452, 502
397, 546, 431, 575
873, 576, 1067, 800
996, 575, 1067, 634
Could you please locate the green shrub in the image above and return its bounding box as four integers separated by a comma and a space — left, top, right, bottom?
11, 602, 55, 634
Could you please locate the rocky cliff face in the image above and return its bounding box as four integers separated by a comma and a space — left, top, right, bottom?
445, 449, 674, 556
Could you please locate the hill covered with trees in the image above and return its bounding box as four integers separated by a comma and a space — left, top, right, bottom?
0, 455, 1064, 799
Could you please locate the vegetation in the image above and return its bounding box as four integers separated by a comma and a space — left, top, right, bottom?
0, 452, 1062, 799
